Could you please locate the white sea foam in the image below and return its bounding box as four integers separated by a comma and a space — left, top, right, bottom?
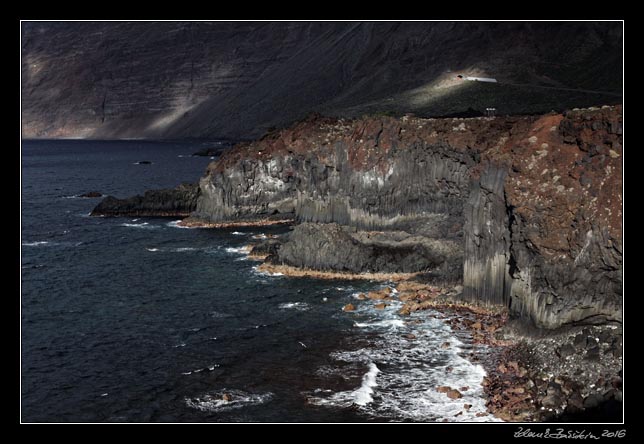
231, 231, 246, 236
312, 306, 502, 422
185, 390, 273, 412
251, 266, 285, 278
23, 240, 83, 248
174, 247, 197, 252
225, 246, 250, 255
120, 222, 158, 229
352, 362, 380, 406
354, 319, 405, 329
166, 220, 194, 229
146, 248, 160, 252
278, 302, 311, 311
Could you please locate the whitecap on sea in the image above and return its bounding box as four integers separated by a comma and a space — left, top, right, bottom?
352, 362, 380, 406
307, 362, 380, 408
354, 319, 405, 329
309, 299, 501, 422
22, 241, 83, 248
185, 390, 273, 412
120, 222, 158, 229
166, 220, 195, 229
251, 266, 285, 278
278, 302, 311, 311
22, 241, 51, 247
225, 246, 251, 255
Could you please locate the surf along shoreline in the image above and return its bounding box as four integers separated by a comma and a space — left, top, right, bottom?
91, 208, 622, 422
214, 222, 530, 421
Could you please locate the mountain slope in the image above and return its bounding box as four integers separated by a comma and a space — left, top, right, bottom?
21, 21, 622, 140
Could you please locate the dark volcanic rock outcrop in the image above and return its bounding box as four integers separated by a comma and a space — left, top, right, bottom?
22, 22, 622, 140
91, 183, 200, 217
191, 107, 622, 329
79, 191, 102, 198
192, 142, 233, 157
274, 223, 462, 277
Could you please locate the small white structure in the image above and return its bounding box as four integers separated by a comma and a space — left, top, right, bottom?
457, 74, 498, 83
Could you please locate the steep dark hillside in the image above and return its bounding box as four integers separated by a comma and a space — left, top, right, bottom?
22, 21, 622, 140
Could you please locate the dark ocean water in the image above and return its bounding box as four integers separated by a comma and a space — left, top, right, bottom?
21, 140, 495, 423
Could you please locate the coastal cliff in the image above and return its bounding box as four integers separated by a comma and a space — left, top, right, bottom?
185, 107, 622, 330
91, 106, 623, 420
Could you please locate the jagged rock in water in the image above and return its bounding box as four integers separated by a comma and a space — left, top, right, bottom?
90, 183, 200, 217
79, 191, 102, 198
249, 239, 281, 258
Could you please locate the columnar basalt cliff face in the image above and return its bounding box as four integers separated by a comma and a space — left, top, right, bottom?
191, 107, 622, 329
193, 115, 473, 229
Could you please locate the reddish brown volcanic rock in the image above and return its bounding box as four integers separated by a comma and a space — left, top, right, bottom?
193, 106, 621, 328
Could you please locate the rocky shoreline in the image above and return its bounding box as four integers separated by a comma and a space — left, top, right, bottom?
177, 216, 294, 229
257, 263, 422, 282
382, 281, 622, 422
90, 106, 622, 421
